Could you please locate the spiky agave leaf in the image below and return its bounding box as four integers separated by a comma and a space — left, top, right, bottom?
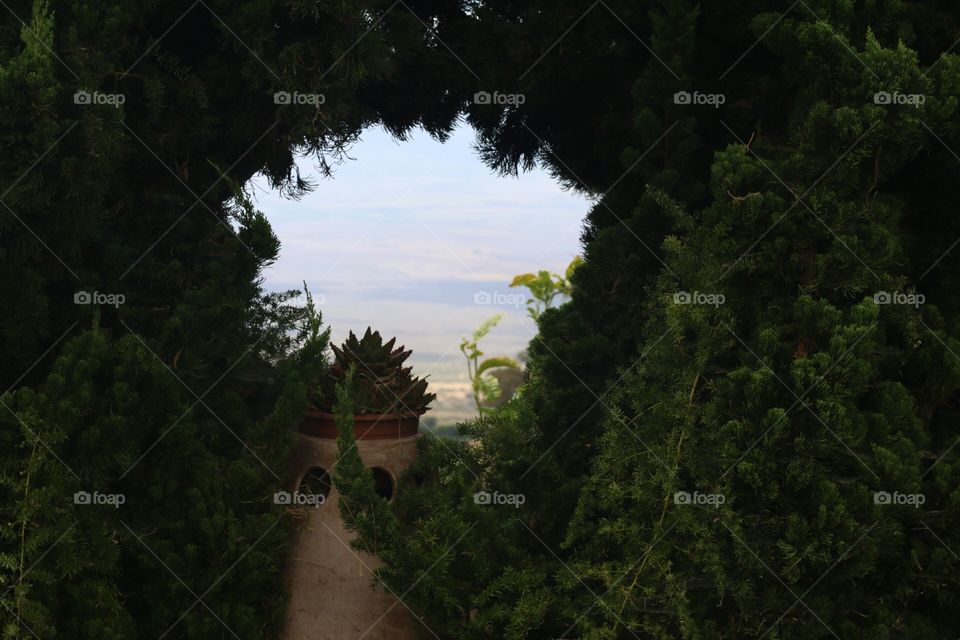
316, 327, 434, 414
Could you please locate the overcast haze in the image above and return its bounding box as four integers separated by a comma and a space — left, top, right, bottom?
251, 123, 591, 422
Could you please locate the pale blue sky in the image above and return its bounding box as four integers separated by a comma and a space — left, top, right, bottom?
250, 123, 591, 421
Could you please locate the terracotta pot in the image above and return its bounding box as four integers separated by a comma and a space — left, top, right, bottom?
299, 408, 420, 440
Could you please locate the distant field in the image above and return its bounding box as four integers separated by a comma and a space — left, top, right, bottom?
410, 354, 476, 427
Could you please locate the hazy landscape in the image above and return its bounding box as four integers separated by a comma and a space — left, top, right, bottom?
254, 124, 589, 424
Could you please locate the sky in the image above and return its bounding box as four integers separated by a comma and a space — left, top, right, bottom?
249, 123, 592, 422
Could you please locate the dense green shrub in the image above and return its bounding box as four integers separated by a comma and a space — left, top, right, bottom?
5, 0, 960, 637
335, 2, 960, 638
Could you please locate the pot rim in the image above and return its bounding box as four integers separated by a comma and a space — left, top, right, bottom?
306, 408, 425, 420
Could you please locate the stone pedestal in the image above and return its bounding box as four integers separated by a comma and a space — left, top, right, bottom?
282, 432, 421, 640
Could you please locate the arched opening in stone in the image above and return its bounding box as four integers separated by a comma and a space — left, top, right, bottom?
371, 467, 395, 501
298, 466, 332, 503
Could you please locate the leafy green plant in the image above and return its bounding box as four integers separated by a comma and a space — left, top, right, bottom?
459, 257, 582, 416
510, 256, 583, 320
315, 328, 435, 415
460, 314, 521, 414
336, 4, 960, 638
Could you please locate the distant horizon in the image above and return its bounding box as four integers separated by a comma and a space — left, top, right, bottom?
252, 123, 591, 421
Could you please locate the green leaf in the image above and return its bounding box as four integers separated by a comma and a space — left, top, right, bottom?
510, 273, 537, 287
472, 314, 503, 341
477, 357, 522, 376
565, 255, 584, 280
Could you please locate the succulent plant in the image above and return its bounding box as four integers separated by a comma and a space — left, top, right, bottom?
315, 328, 436, 415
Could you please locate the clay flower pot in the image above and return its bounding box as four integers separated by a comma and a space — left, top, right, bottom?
299, 407, 420, 440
